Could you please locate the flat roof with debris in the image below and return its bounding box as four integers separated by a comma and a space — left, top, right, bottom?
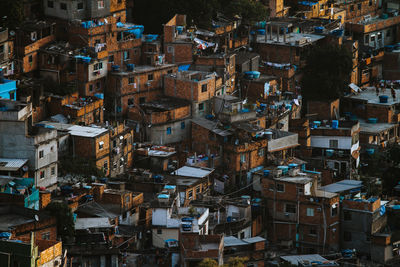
359, 120, 397, 134
256, 32, 325, 47
345, 87, 400, 106
0, 158, 28, 171
171, 166, 214, 178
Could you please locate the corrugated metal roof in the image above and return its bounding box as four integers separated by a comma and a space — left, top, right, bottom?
224, 236, 248, 247
0, 158, 28, 171
171, 166, 214, 178
75, 217, 112, 230
320, 180, 362, 193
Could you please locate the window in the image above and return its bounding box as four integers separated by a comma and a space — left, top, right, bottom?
344, 231, 352, 242
258, 148, 265, 157
148, 74, 154, 81
109, 55, 114, 63
269, 183, 275, 191
240, 232, 245, 239
113, 139, 117, 148
39, 150, 44, 158
285, 204, 296, 213
240, 153, 246, 163
96, 82, 101, 90
99, 141, 104, 149
188, 190, 193, 199
157, 229, 162, 234
357, 3, 361, 10
310, 227, 317, 235
196, 186, 201, 194
89, 84, 93, 92
60, 2, 67, 10
350, 5, 354, 11
94, 62, 103, 71
201, 84, 207, 92
276, 183, 285, 192
198, 103, 204, 111
329, 139, 338, 148
98, 0, 104, 9
344, 211, 352, 221
29, 55, 33, 63
139, 97, 146, 104
41, 232, 50, 240
365, 34, 369, 44
51, 167, 55, 175
125, 195, 130, 203
387, 29, 391, 37
50, 146, 54, 152
103, 161, 108, 170
77, 2, 83, 9
297, 187, 304, 195
166, 127, 172, 135
167, 46, 174, 53
369, 0, 372, 5
371, 35, 376, 42
128, 77, 134, 84
47, 0, 54, 8
168, 70, 173, 74
123, 51, 130, 60
377, 32, 382, 41
331, 204, 338, 217
9, 91, 14, 100
181, 121, 185, 129
307, 208, 314, 216
40, 170, 45, 179
128, 98, 134, 106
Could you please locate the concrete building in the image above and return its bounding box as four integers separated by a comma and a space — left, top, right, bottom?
341, 197, 387, 257
0, 100, 58, 189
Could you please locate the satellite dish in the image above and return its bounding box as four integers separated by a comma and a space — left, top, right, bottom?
34, 215, 39, 221
9, 31, 15, 36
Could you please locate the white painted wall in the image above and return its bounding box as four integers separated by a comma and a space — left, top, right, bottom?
152, 208, 169, 226
310, 136, 352, 150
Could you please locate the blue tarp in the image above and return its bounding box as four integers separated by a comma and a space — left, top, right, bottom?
298, 1, 318, 6
178, 65, 190, 71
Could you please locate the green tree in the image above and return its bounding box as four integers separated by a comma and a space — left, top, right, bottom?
0, 0, 24, 29
225, 256, 248, 267
301, 45, 353, 101
198, 258, 218, 267
46, 202, 75, 242
223, 0, 268, 24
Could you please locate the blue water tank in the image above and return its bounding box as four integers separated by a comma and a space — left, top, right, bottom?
112, 65, 120, 72
288, 163, 298, 169
367, 118, 378, 123
257, 29, 266, 35
314, 26, 324, 33
332, 120, 339, 129
263, 170, 270, 177
366, 148, 375, 155
379, 95, 388, 103
126, 64, 135, 71
326, 149, 334, 157
176, 26, 183, 34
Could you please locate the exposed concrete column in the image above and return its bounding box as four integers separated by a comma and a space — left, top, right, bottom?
284, 27, 287, 43
269, 24, 273, 40
277, 25, 280, 42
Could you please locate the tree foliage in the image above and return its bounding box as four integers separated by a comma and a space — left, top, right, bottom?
0, 0, 24, 29
132, 0, 267, 33
198, 258, 218, 267
46, 202, 75, 242
301, 45, 353, 101
225, 256, 248, 267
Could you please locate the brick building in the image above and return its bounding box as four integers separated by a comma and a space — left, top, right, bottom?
256, 166, 340, 253
164, 71, 220, 118
15, 21, 56, 74
0, 28, 15, 76
107, 64, 177, 118
163, 14, 193, 66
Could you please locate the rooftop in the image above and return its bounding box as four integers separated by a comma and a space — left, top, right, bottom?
319, 179, 363, 193
166, 71, 216, 82
75, 217, 112, 230
38, 122, 108, 138
0, 158, 28, 171
141, 97, 191, 112
171, 166, 214, 178
191, 118, 233, 137
359, 120, 397, 134
281, 254, 338, 266
111, 64, 176, 76
256, 32, 325, 47
344, 87, 400, 106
